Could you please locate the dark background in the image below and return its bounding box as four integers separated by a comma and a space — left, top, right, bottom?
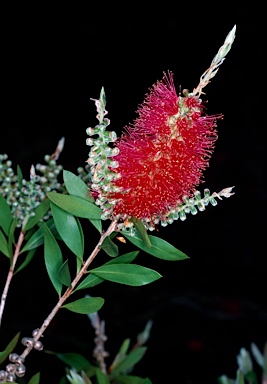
1, 4, 266, 384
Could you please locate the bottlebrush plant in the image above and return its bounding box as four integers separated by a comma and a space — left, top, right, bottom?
0, 26, 237, 384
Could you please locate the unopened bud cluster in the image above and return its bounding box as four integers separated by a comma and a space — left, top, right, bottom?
0, 330, 44, 382
0, 353, 25, 382
159, 187, 235, 228
87, 306, 109, 373
0, 149, 63, 227
120, 187, 235, 234
86, 87, 121, 220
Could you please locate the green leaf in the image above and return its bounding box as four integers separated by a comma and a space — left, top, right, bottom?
75, 273, 103, 290
114, 375, 150, 384
101, 236, 119, 257
251, 342, 264, 369
132, 218, 151, 248
95, 368, 110, 384
75, 218, 84, 273
110, 347, 147, 376
20, 218, 56, 253
58, 259, 72, 287
74, 252, 140, 291
28, 372, 41, 384
111, 251, 139, 264
21, 229, 43, 253
142, 379, 153, 384
89, 219, 102, 233
63, 170, 94, 202
123, 233, 189, 261
51, 202, 84, 260
0, 229, 9, 257
0, 332, 20, 364
47, 192, 101, 220
17, 164, 23, 190
217, 376, 234, 384
23, 198, 50, 231
50, 352, 94, 371
15, 248, 37, 274
0, 194, 12, 235
109, 339, 130, 371
43, 223, 63, 296
62, 297, 104, 314
8, 217, 18, 262
236, 369, 245, 384
89, 264, 162, 286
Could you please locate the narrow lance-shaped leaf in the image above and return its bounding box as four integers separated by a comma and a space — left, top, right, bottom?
23, 198, 50, 232
50, 352, 94, 372
95, 368, 111, 384
48, 191, 102, 233
0, 194, 12, 235
51, 202, 84, 261
63, 170, 94, 202
136, 320, 153, 346
47, 192, 101, 220
89, 218, 102, 233
74, 251, 140, 291
57, 259, 72, 287
236, 369, 245, 384
132, 217, 151, 248
0, 229, 9, 257
89, 264, 162, 286
0, 332, 20, 364
14, 248, 37, 274
43, 223, 63, 296
61, 297, 104, 314
20, 218, 57, 253
28, 372, 41, 384
100, 236, 119, 257
110, 347, 147, 376
8, 217, 18, 262
123, 233, 189, 261
109, 338, 130, 371
75, 217, 84, 273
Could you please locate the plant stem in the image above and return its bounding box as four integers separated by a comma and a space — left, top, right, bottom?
0, 229, 25, 328
20, 220, 117, 359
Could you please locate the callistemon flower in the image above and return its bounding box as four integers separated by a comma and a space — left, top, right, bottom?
112, 71, 221, 217
86, 26, 236, 232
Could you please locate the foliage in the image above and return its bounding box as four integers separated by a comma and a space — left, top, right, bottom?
218, 342, 267, 384
0, 25, 257, 384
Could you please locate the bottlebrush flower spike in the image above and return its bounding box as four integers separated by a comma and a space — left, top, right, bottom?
86, 26, 236, 233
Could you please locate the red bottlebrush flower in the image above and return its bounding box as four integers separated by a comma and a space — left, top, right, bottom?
101, 71, 222, 227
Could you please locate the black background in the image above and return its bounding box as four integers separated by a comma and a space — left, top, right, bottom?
1, 3, 266, 384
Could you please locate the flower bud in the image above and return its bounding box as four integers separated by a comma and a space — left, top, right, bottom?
15, 364, 26, 377
9, 353, 19, 363
0, 370, 7, 380
32, 329, 39, 337
34, 341, 44, 351
6, 364, 15, 373
21, 337, 35, 347
6, 372, 16, 382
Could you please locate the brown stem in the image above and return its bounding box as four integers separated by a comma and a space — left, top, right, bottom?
20, 220, 117, 359
0, 230, 25, 327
